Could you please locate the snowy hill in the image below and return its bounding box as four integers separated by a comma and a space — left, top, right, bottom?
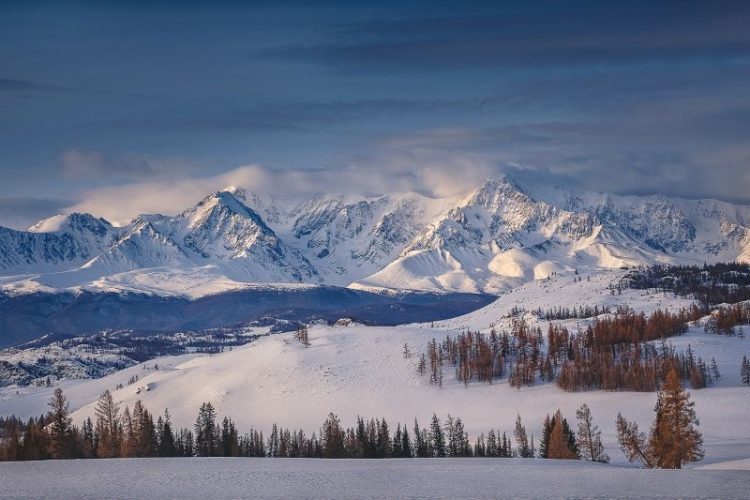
1, 176, 750, 297
2, 268, 748, 466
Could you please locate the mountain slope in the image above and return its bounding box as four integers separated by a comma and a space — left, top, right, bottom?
2, 269, 747, 466
354, 178, 671, 293
2, 177, 750, 296
0, 213, 114, 274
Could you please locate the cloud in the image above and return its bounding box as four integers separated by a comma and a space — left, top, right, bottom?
0, 196, 73, 230
61, 149, 198, 180
90, 98, 484, 133
65, 158, 499, 224
260, 4, 750, 72
0, 77, 74, 95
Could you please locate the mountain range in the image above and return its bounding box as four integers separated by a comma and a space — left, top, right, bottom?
2, 176, 749, 297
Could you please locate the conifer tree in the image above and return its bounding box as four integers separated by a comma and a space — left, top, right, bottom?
401, 427, 412, 458
710, 358, 721, 380
158, 409, 176, 457
81, 417, 96, 458
430, 413, 445, 457
392, 424, 403, 457
194, 402, 218, 457
741, 355, 750, 386
546, 410, 578, 459
514, 414, 533, 458
575, 404, 608, 463
648, 368, 704, 468
321, 413, 345, 458
47, 388, 74, 459
94, 390, 121, 458
413, 419, 428, 457
539, 414, 553, 458
615, 413, 653, 468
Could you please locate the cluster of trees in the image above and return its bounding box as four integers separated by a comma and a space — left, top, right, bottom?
537, 305, 606, 321
704, 303, 750, 336
422, 319, 546, 389
555, 333, 719, 392
421, 306, 710, 392
616, 368, 704, 469
621, 262, 750, 307
295, 326, 310, 347
0, 378, 703, 470
580, 307, 693, 346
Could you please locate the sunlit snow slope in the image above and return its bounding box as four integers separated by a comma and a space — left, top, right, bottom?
2, 176, 750, 297
2, 269, 748, 466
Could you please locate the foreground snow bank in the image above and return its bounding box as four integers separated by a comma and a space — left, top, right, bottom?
0, 458, 748, 499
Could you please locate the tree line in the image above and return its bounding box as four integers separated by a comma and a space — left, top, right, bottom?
536, 305, 606, 321
703, 303, 750, 337
420, 306, 719, 391
0, 370, 703, 469
620, 262, 750, 307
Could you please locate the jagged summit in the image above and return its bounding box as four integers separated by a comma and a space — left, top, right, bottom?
28, 212, 113, 235
2, 177, 750, 296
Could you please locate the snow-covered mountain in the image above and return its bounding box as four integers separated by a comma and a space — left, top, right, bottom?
2, 176, 750, 296
0, 213, 114, 273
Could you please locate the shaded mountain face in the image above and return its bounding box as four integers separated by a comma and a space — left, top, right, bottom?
2, 177, 750, 295
0, 213, 114, 273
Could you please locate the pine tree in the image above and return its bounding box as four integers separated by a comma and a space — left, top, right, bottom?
546, 410, 578, 459
648, 368, 704, 468
444, 415, 457, 456
413, 419, 428, 457
194, 402, 218, 457
81, 417, 96, 458
158, 409, 176, 457
94, 390, 121, 458
538, 414, 552, 458
321, 413, 345, 458
710, 357, 721, 380
615, 413, 653, 468
575, 404, 608, 463
741, 355, 750, 386
401, 427, 412, 458
392, 424, 403, 457
514, 414, 533, 458
47, 388, 74, 459
430, 414, 445, 457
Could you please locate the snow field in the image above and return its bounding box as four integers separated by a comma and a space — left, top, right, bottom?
0, 457, 748, 499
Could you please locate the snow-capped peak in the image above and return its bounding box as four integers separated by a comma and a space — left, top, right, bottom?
4, 177, 750, 296
28, 212, 112, 235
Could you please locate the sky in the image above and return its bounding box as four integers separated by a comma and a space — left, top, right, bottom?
1, 0, 750, 227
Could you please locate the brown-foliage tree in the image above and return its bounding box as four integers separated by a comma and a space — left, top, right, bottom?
648, 368, 704, 468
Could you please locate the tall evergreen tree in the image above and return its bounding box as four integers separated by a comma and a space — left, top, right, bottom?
81, 417, 96, 458
648, 368, 704, 468
514, 414, 533, 458
321, 413, 345, 458
546, 410, 578, 459
615, 413, 653, 468
94, 390, 121, 458
194, 402, 218, 457
575, 404, 608, 463
158, 409, 176, 457
47, 388, 74, 459
429, 414, 445, 457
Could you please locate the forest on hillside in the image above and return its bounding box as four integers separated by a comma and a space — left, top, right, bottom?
0, 371, 703, 470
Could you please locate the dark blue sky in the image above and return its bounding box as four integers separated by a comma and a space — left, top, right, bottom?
1, 1, 749, 227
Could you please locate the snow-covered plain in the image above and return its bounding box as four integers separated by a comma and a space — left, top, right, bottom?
2, 269, 749, 468
0, 457, 748, 499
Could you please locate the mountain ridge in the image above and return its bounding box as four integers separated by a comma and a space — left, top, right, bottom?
2, 175, 749, 296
